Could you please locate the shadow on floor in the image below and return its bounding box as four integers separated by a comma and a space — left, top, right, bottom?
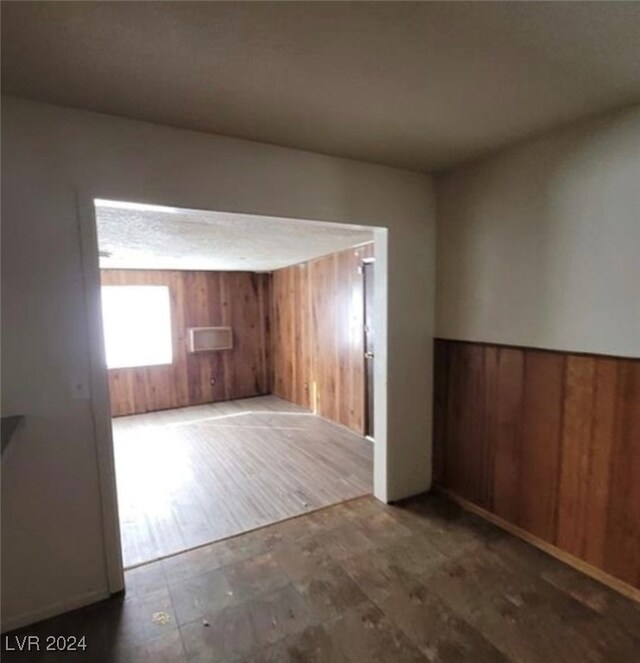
3, 492, 640, 662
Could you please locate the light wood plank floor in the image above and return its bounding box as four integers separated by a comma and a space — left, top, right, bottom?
112, 395, 373, 568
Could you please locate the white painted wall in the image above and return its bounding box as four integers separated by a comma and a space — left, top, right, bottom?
436, 106, 640, 358
0, 96, 436, 630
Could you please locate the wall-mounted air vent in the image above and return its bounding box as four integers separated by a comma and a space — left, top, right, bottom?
187, 327, 233, 353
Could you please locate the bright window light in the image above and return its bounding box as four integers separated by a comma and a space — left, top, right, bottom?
94, 199, 181, 214
101, 286, 173, 369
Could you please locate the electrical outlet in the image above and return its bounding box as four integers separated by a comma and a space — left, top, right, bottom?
210, 377, 217, 386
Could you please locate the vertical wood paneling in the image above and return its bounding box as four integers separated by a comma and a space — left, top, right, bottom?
434, 339, 640, 592
170, 270, 190, 407
337, 252, 351, 428
259, 274, 272, 396
518, 351, 564, 541
444, 343, 487, 505
133, 370, 148, 413
271, 264, 311, 409
482, 346, 499, 510
184, 271, 220, 404
309, 253, 339, 424
492, 348, 524, 523
226, 272, 270, 398
556, 356, 596, 557
582, 358, 617, 568
605, 361, 640, 586
101, 269, 271, 416
271, 243, 373, 435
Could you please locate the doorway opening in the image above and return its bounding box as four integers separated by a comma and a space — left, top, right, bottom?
362, 257, 375, 439
86, 198, 386, 570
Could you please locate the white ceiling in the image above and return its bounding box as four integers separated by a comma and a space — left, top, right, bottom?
95, 201, 374, 272
2, 2, 640, 172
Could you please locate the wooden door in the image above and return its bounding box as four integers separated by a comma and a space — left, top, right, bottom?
363, 260, 375, 437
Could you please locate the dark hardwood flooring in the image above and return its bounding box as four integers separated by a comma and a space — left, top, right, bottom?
3, 494, 640, 662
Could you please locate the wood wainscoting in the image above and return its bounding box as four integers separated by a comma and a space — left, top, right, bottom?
101, 270, 271, 416
272, 243, 374, 435
434, 339, 640, 596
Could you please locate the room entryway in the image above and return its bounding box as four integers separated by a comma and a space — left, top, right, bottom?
363, 259, 375, 438
89, 198, 384, 570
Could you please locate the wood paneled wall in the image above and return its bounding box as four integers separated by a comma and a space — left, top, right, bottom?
272, 263, 311, 409
434, 339, 640, 591
101, 270, 271, 416
272, 243, 374, 435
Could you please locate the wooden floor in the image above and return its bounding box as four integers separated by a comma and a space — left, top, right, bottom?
112, 396, 373, 567
5, 494, 640, 662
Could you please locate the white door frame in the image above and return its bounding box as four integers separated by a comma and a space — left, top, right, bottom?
77, 192, 125, 594
77, 192, 389, 591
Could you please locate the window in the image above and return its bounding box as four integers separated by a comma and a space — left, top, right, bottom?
101, 286, 173, 369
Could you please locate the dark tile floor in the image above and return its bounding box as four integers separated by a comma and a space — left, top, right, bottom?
3, 494, 640, 662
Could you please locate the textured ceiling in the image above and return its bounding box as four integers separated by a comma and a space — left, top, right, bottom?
95, 201, 374, 272
3, 2, 640, 172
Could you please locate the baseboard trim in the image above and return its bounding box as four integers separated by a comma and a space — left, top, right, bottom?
437, 487, 640, 605
1, 587, 111, 634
